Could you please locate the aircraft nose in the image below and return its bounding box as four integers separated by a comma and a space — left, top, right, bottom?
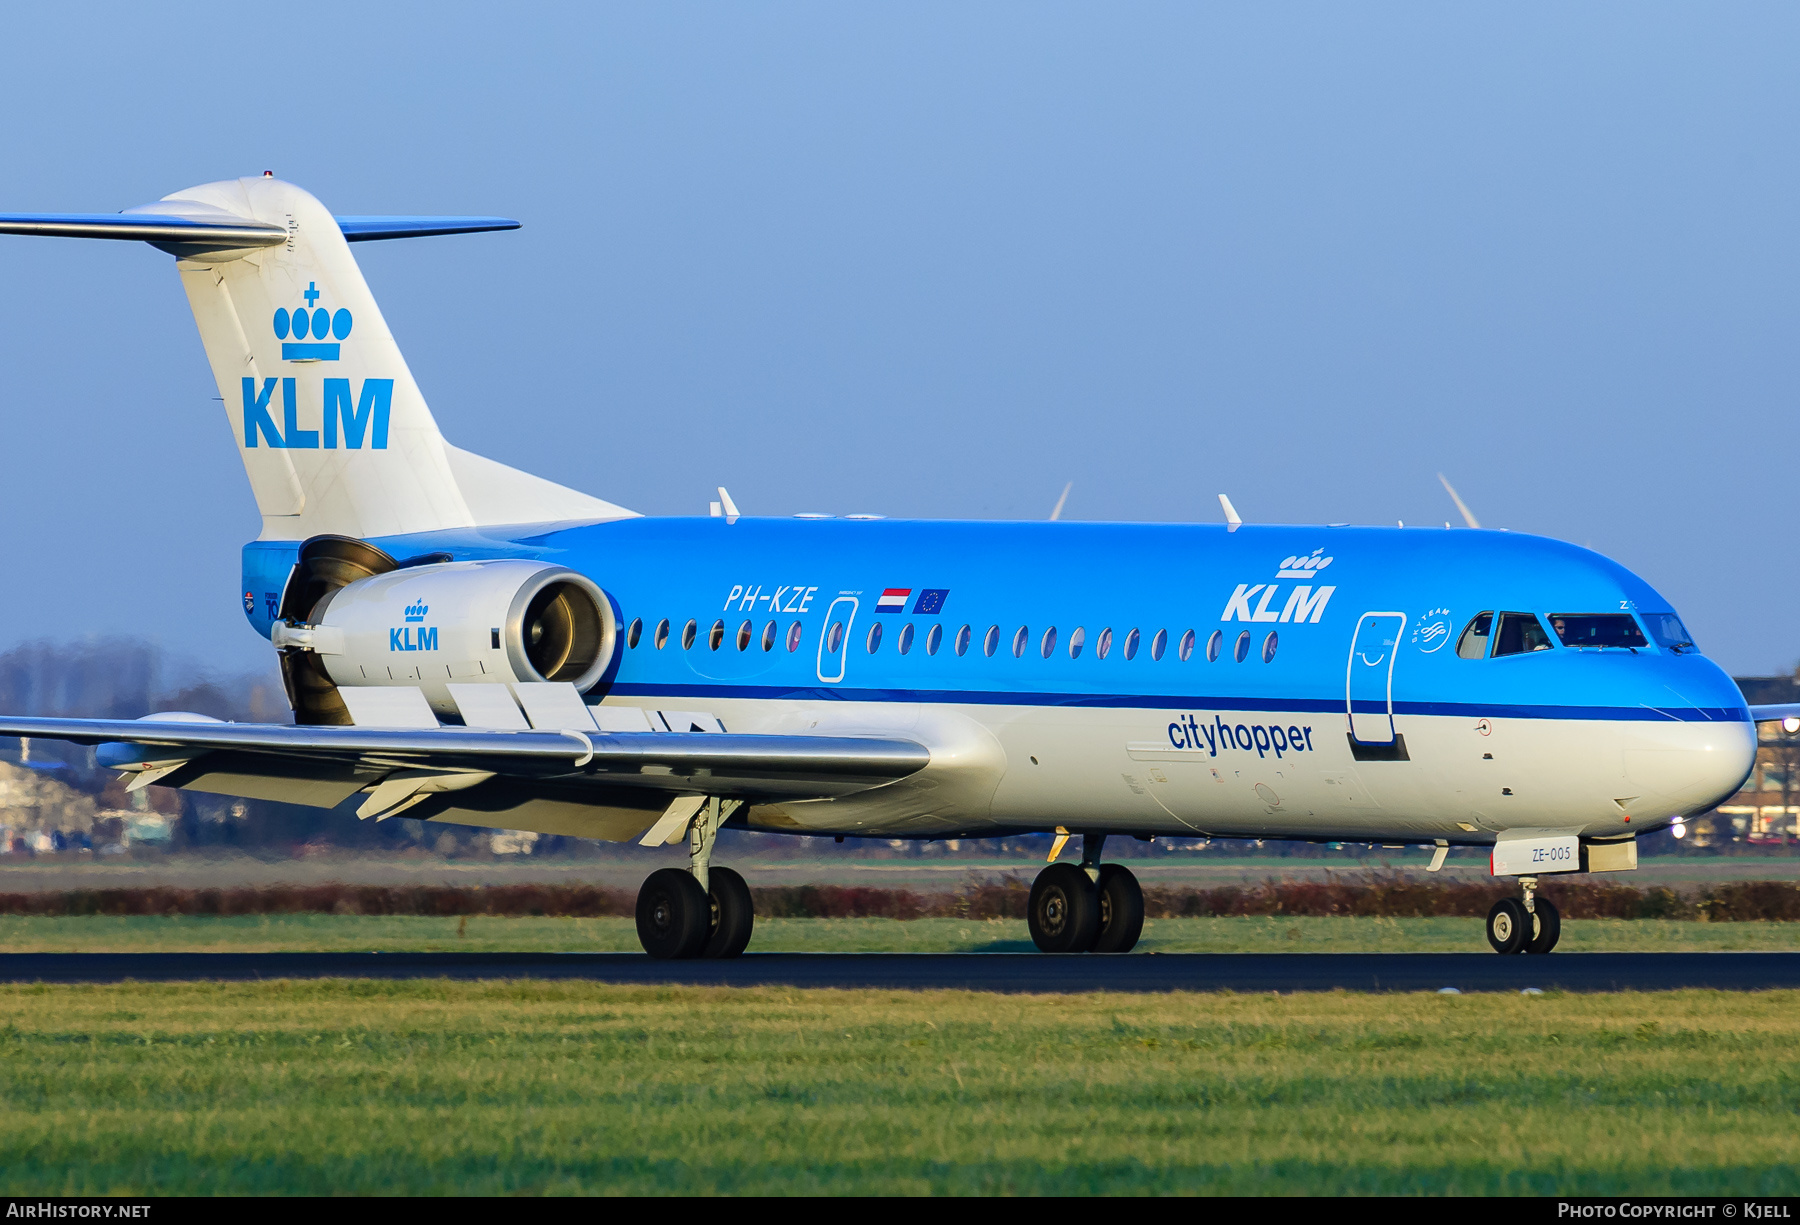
1620, 719, 1755, 823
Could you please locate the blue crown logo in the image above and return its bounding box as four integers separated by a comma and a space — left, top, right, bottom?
404, 600, 428, 623
273, 282, 352, 362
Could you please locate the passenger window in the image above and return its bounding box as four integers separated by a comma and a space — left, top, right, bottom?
1492, 612, 1554, 657
1262, 631, 1278, 663
1456, 612, 1493, 659
1096, 628, 1112, 659
1012, 627, 1028, 658
926, 624, 943, 655
1150, 629, 1167, 661
709, 620, 726, 650
1234, 630, 1250, 662
826, 622, 844, 654
1041, 627, 1057, 658
762, 620, 776, 651
1549, 614, 1648, 650
899, 623, 915, 655
1206, 630, 1222, 662
736, 620, 752, 651
867, 623, 883, 653
655, 619, 670, 650
1177, 630, 1195, 662
786, 621, 803, 652
984, 626, 1000, 657
1068, 626, 1085, 659
1123, 628, 1140, 660
627, 618, 642, 649
955, 625, 972, 656
681, 620, 697, 650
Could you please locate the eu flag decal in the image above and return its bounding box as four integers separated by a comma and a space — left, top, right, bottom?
912, 589, 948, 615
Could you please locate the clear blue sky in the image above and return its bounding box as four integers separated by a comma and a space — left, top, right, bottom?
0, 3, 1796, 678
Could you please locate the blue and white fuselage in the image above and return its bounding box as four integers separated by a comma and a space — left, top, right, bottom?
242, 515, 1754, 845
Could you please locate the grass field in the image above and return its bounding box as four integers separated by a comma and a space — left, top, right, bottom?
2, 913, 1800, 953
1, 980, 1796, 1195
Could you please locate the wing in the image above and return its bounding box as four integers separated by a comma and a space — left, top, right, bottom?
1749, 704, 1800, 724
0, 714, 929, 838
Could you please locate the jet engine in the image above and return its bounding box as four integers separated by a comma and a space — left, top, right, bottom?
271, 535, 614, 722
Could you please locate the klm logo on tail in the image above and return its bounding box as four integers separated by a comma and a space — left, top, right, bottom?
246, 280, 393, 450
274, 282, 349, 361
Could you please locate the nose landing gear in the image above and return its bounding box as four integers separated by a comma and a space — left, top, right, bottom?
634, 798, 755, 960
1027, 834, 1145, 953
1485, 875, 1561, 954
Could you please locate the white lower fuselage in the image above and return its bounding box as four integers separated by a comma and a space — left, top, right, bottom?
594, 697, 1754, 846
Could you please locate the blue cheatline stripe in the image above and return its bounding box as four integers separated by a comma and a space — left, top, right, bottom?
603, 682, 1747, 724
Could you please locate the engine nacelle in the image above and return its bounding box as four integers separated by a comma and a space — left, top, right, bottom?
274, 559, 614, 716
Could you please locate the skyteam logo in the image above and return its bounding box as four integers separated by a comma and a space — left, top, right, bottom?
1221, 549, 1338, 624
1411, 607, 1453, 653
273, 281, 352, 361
392, 600, 437, 652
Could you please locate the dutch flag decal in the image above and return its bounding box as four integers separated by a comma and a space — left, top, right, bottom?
876, 588, 911, 613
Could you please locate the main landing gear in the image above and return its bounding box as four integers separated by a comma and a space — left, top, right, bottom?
1485, 875, 1560, 955
1028, 834, 1145, 953
635, 798, 755, 960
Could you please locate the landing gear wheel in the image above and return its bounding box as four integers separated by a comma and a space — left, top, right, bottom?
636, 868, 710, 960
1028, 862, 1100, 953
1486, 898, 1528, 954
1092, 864, 1145, 953
1524, 896, 1561, 955
703, 866, 755, 959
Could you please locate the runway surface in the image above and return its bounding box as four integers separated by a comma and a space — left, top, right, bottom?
4, 951, 1800, 992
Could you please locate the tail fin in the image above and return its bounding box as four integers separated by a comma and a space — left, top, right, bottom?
0, 176, 633, 540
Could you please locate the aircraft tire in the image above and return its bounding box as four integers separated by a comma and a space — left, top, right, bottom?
1091, 864, 1145, 953
1524, 896, 1561, 954
703, 866, 755, 959
1485, 898, 1529, 954
1028, 863, 1101, 953
636, 868, 711, 959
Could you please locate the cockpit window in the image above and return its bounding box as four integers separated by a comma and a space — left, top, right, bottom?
1456, 612, 1493, 659
1644, 613, 1696, 654
1491, 612, 1554, 657
1549, 614, 1648, 650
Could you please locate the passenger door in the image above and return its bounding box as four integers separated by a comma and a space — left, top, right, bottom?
1346, 612, 1406, 745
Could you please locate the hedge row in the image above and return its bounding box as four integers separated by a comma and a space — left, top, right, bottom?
3, 877, 1800, 920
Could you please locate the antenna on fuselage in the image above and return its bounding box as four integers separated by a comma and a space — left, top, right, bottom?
711, 486, 741, 525
1437, 474, 1481, 529
1049, 482, 1072, 521
1218, 493, 1242, 533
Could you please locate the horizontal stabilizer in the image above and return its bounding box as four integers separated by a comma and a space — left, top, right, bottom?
0, 213, 518, 245
334, 216, 520, 242
0, 212, 285, 247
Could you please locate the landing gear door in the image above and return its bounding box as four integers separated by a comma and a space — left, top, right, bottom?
1346, 612, 1406, 745
816, 596, 858, 683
